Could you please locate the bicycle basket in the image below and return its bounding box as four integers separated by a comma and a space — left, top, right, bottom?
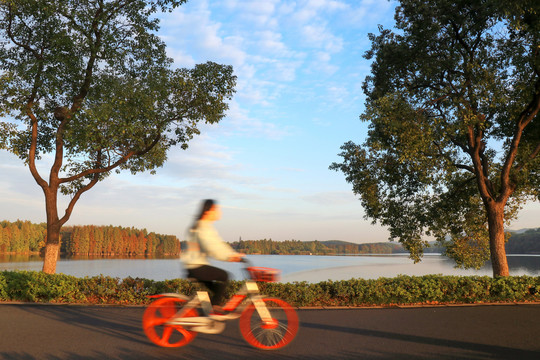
247, 267, 281, 282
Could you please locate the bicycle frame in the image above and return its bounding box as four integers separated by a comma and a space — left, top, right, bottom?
143, 261, 299, 349
153, 277, 273, 334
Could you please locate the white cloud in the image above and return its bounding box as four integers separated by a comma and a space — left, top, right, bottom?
325, 85, 349, 104
293, 0, 348, 23
166, 48, 196, 67
302, 190, 357, 206
301, 24, 344, 53
254, 30, 288, 56
223, 100, 292, 140
160, 2, 248, 67
223, 0, 280, 23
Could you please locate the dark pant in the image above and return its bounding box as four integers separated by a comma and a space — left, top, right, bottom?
187, 265, 229, 305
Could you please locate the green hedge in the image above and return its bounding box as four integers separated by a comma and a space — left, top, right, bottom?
0, 271, 538, 306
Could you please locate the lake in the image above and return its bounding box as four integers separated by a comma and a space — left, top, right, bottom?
0, 254, 539, 282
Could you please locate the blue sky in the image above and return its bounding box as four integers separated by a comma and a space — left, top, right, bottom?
0, 0, 538, 243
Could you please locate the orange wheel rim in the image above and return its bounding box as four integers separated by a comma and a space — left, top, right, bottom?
142, 297, 198, 348
239, 297, 298, 350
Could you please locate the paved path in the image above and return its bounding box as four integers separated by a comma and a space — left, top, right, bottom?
1, 303, 539, 359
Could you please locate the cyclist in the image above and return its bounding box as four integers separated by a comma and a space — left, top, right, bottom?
181, 199, 244, 312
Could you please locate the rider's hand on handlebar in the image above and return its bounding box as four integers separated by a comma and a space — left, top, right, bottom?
228, 253, 245, 262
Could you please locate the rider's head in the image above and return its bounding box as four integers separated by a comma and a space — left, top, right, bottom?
196, 199, 221, 223
197, 199, 215, 219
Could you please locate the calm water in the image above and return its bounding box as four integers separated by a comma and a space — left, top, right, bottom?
0, 254, 539, 282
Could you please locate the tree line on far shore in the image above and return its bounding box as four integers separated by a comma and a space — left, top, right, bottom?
229, 230, 540, 255
506, 228, 540, 254
229, 238, 409, 255
62, 225, 180, 256
1, 220, 538, 256
0, 220, 46, 253
0, 221, 180, 256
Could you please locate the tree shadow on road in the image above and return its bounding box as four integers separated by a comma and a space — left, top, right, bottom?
300, 321, 540, 360
17, 304, 148, 345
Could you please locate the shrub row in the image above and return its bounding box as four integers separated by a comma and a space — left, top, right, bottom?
0, 271, 538, 306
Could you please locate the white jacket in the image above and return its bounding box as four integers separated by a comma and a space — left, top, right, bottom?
180, 220, 237, 269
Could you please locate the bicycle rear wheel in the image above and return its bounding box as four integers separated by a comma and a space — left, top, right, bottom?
142, 296, 198, 347
239, 297, 299, 350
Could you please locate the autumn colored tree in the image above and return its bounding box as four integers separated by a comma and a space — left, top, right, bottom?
0, 0, 236, 273
58, 224, 179, 256
136, 231, 147, 256
0, 220, 46, 253
331, 0, 539, 276
146, 232, 157, 256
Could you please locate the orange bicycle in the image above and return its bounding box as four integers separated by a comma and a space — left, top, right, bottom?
142, 260, 299, 350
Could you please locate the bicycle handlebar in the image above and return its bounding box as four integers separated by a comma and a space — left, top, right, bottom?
240, 257, 253, 279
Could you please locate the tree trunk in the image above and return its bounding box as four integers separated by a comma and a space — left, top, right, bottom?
42, 241, 60, 274
41, 184, 64, 274
486, 202, 509, 277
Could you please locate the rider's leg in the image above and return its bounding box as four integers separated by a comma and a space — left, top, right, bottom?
187, 265, 229, 305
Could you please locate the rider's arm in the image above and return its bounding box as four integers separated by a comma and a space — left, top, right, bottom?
197, 222, 242, 262
227, 253, 245, 262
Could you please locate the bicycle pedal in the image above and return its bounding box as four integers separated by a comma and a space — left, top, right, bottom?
192, 320, 226, 334
208, 312, 239, 321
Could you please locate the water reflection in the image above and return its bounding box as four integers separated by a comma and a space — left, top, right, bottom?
0, 254, 43, 263
0, 254, 538, 282
505, 255, 540, 272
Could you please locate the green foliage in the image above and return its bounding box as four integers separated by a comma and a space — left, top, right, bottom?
330, 0, 540, 273
0, 272, 8, 300
2, 271, 83, 302
0, 0, 236, 272
0, 271, 538, 306
0, 0, 236, 184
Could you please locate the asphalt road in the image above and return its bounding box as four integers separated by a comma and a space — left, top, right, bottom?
0, 303, 539, 360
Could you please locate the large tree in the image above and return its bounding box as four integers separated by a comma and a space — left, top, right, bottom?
0, 0, 237, 273
330, 0, 539, 276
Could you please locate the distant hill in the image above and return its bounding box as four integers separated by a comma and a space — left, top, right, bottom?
320, 240, 406, 254
229, 238, 408, 255
508, 228, 532, 234
237, 227, 539, 256
506, 228, 540, 254
321, 240, 354, 246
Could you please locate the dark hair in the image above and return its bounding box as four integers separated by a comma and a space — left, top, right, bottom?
191, 199, 216, 229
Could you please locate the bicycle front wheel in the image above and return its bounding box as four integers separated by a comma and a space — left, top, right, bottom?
142, 296, 198, 347
239, 297, 299, 350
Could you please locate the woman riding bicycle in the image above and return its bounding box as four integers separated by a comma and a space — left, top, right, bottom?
145, 200, 298, 349
181, 199, 244, 311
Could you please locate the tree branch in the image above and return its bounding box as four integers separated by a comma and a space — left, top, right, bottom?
49, 116, 70, 187
526, 143, 540, 165
71, 4, 104, 113
450, 20, 472, 59
5, 4, 41, 59
479, 141, 495, 196
450, 136, 470, 154
453, 163, 475, 173
27, 110, 47, 189
59, 134, 162, 184
431, 139, 474, 173
500, 77, 540, 197
59, 174, 100, 227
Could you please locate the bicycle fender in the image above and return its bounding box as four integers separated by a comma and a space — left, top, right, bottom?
147, 293, 190, 300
